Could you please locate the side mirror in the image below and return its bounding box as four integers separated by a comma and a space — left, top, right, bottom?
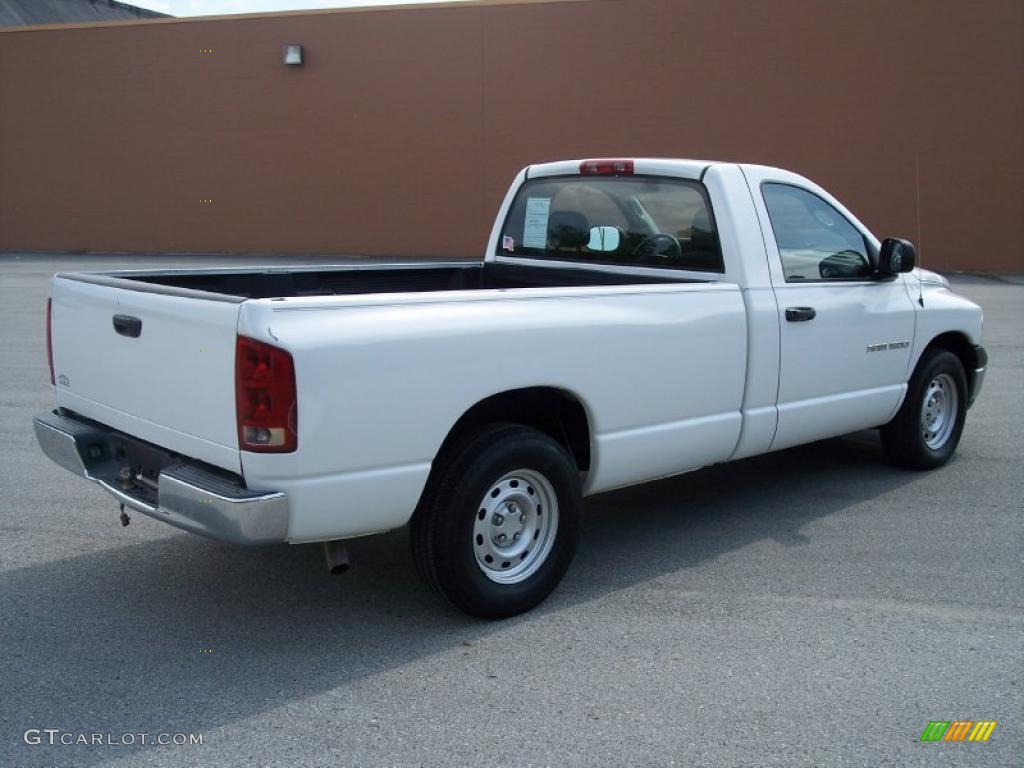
587, 225, 622, 253
877, 238, 916, 277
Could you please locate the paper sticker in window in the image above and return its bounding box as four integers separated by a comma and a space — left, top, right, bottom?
522, 198, 551, 249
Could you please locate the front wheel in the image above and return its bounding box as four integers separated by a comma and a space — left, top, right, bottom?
411, 424, 582, 619
881, 349, 967, 470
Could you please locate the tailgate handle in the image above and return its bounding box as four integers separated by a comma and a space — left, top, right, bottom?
112, 314, 142, 338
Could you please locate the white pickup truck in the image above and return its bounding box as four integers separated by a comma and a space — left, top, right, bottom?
35, 158, 986, 618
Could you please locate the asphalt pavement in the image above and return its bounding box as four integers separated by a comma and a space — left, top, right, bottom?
1, 255, 1020, 768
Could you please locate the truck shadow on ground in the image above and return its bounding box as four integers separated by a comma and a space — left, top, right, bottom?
1, 431, 916, 766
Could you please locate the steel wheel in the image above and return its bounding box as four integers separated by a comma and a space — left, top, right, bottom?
472, 469, 559, 584
921, 372, 958, 450
881, 348, 967, 470
411, 424, 583, 618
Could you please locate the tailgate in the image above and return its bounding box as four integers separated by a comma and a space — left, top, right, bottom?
50, 274, 243, 473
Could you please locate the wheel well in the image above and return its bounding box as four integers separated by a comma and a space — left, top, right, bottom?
436, 387, 592, 472
925, 331, 978, 373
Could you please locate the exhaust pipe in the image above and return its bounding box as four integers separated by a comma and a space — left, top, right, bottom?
323, 540, 350, 575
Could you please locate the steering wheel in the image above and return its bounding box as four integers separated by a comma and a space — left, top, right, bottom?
632, 234, 681, 263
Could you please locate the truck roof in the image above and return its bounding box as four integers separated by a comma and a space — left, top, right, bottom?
525, 158, 796, 183
526, 157, 719, 180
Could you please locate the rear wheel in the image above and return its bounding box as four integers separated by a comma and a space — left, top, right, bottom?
881, 349, 967, 470
411, 424, 582, 619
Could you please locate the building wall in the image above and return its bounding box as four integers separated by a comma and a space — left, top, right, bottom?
1, 0, 1021, 271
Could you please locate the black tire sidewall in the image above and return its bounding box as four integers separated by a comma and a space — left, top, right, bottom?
432, 427, 582, 618
890, 350, 968, 468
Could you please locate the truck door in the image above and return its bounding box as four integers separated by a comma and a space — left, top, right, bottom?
741, 167, 917, 451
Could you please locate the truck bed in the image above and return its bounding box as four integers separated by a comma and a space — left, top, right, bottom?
47, 259, 719, 481
61, 261, 698, 300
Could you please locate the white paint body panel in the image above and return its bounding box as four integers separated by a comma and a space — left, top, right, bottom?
739, 164, 920, 451
238, 284, 747, 541
703, 164, 781, 458
769, 280, 917, 449
43, 158, 985, 544
904, 275, 984, 372
50, 278, 242, 473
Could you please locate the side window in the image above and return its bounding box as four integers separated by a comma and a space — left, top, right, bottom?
762, 183, 871, 281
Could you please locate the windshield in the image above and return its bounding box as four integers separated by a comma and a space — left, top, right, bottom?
497, 176, 723, 272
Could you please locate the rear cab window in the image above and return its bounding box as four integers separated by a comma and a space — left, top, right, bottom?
497, 176, 724, 273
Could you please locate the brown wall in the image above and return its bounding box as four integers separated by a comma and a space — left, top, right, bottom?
1, 0, 1022, 271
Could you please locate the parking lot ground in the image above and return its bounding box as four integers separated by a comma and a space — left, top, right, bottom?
1, 255, 1021, 768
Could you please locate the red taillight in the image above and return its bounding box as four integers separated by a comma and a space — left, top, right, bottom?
235, 336, 297, 453
46, 298, 55, 385
580, 159, 634, 176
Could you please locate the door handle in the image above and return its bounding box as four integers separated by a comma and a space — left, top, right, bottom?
785, 306, 816, 322
112, 314, 142, 338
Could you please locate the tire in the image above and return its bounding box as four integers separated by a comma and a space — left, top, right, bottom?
881, 349, 968, 470
411, 424, 583, 619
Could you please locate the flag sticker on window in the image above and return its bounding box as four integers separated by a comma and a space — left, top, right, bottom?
502, 235, 515, 252
522, 197, 551, 249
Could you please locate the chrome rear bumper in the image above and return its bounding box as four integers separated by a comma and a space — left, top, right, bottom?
33, 410, 288, 545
